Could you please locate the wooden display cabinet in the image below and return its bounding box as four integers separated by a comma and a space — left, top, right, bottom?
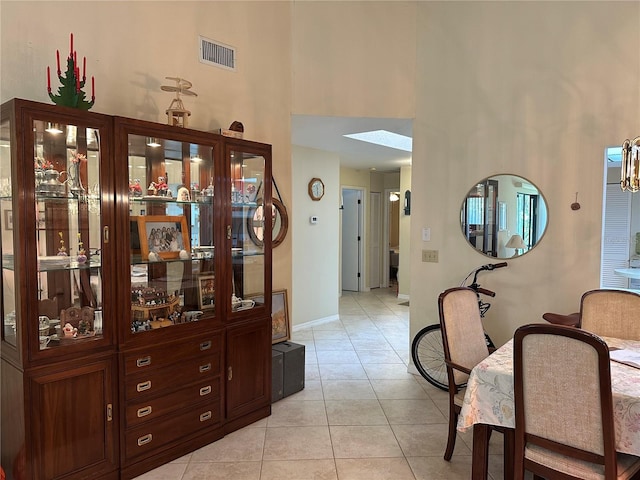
0, 99, 118, 480
113, 118, 273, 478
1, 100, 273, 479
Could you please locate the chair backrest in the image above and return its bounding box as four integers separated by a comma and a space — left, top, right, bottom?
580, 289, 640, 340
514, 324, 617, 477
438, 287, 489, 386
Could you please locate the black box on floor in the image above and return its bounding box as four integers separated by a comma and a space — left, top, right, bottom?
272, 341, 305, 397
272, 349, 284, 403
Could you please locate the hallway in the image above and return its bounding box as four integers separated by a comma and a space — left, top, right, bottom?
135, 288, 510, 480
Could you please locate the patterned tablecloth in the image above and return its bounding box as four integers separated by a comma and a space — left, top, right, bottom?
457, 336, 640, 456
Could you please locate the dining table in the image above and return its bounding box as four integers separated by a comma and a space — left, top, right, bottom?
457, 335, 640, 480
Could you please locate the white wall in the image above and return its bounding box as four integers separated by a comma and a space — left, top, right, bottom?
398, 165, 411, 299
291, 145, 340, 326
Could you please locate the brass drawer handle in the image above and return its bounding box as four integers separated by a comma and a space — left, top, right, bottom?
137, 406, 152, 418
136, 380, 152, 392
137, 434, 152, 446
200, 385, 212, 396
199, 363, 211, 373
200, 411, 212, 422
200, 340, 212, 351
136, 356, 151, 368
107, 403, 113, 422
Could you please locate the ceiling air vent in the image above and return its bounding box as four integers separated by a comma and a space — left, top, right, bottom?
199, 35, 236, 72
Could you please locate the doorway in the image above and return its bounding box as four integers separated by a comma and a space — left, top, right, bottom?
384, 189, 400, 288
342, 188, 363, 292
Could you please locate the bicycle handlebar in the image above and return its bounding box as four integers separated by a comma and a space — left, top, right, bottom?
480, 262, 508, 271
474, 286, 496, 297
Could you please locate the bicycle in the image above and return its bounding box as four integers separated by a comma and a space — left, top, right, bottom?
411, 261, 508, 391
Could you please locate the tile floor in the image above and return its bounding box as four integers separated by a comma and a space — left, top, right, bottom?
134, 287, 521, 480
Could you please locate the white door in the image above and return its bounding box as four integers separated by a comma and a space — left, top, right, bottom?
342, 188, 362, 291
369, 192, 381, 289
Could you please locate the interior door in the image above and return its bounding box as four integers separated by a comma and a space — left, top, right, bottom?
342, 189, 361, 292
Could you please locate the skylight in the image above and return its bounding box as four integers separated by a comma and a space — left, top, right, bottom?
344, 130, 412, 152
607, 146, 622, 162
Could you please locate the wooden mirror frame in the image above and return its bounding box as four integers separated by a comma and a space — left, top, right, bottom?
247, 198, 289, 248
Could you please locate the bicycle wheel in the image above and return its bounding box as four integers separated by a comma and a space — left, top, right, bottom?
411, 324, 448, 391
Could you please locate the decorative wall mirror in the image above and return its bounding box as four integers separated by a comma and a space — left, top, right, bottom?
460, 174, 548, 258
247, 198, 289, 248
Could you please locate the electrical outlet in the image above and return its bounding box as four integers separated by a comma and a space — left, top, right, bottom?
422, 249, 439, 263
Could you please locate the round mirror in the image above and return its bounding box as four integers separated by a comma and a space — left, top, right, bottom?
460, 174, 548, 258
247, 198, 289, 248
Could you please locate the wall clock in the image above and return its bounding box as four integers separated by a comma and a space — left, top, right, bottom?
308, 177, 324, 201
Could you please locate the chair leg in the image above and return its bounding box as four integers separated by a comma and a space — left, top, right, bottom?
444, 404, 458, 461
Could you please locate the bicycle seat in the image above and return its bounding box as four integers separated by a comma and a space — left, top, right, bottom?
542, 311, 580, 327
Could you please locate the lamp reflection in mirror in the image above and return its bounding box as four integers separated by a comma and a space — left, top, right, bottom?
505, 234, 526, 257
389, 192, 399, 202
621, 137, 640, 192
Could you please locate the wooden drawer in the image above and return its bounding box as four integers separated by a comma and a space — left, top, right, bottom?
123, 334, 221, 375
126, 379, 220, 427
124, 354, 220, 401
124, 399, 221, 460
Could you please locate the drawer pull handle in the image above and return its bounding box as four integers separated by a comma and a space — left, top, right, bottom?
228, 366, 233, 381
136, 356, 151, 368
200, 385, 212, 396
200, 340, 212, 351
136, 380, 152, 392
137, 434, 153, 446
199, 363, 211, 373
200, 411, 212, 422
137, 406, 152, 418
107, 403, 113, 422
103, 226, 110, 244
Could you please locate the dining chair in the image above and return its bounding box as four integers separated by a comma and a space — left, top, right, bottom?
438, 286, 492, 461
513, 323, 640, 480
580, 289, 640, 341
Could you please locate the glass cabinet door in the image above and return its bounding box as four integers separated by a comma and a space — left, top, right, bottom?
1, 115, 15, 347
19, 116, 106, 354
126, 133, 216, 335
229, 147, 269, 313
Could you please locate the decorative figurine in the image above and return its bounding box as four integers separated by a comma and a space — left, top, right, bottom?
57, 232, 68, 256
62, 322, 77, 337
161, 77, 197, 127
76, 233, 87, 264
47, 33, 95, 110
177, 186, 190, 202
129, 178, 143, 196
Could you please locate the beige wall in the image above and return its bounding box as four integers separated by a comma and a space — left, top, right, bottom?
292, 145, 340, 325
3, 1, 639, 350
412, 1, 640, 347
1, 0, 293, 296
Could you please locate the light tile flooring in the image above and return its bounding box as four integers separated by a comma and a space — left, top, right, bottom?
134, 287, 518, 480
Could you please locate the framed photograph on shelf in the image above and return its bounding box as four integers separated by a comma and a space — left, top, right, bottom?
137, 215, 190, 260
197, 274, 215, 310
248, 289, 290, 344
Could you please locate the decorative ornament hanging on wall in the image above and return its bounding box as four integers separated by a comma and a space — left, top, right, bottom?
47, 33, 95, 110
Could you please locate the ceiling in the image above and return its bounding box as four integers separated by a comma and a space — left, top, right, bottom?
291, 115, 413, 173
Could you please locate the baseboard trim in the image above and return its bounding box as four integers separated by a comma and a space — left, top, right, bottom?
292, 314, 340, 331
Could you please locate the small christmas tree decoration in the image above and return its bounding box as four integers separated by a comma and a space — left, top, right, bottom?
47, 33, 95, 110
